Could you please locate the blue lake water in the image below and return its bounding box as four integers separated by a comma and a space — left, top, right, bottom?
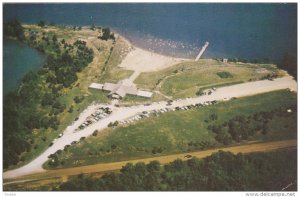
3, 3, 297, 61
3, 38, 45, 95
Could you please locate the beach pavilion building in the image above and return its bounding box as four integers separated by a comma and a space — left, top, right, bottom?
89, 79, 153, 99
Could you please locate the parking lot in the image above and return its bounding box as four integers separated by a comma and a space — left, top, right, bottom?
119, 100, 218, 126
76, 107, 113, 131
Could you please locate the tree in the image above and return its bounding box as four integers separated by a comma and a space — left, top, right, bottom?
74, 96, 83, 103
108, 122, 114, 127
279, 53, 297, 80
52, 35, 58, 42
38, 20, 46, 27
215, 130, 232, 145
99, 27, 112, 41
4, 19, 25, 40
68, 105, 74, 113
111, 144, 117, 150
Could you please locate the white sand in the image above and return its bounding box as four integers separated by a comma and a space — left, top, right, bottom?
118, 46, 188, 72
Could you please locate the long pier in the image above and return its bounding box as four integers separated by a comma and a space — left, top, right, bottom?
195, 41, 209, 61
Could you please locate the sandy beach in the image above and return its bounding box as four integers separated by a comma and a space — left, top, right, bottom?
117, 35, 190, 72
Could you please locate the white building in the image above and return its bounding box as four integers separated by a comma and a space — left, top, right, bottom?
222, 58, 228, 63
89, 79, 153, 99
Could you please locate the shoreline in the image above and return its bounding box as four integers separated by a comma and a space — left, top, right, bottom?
115, 32, 192, 73
116, 32, 192, 61
28, 23, 197, 60
3, 37, 46, 95
112, 28, 200, 59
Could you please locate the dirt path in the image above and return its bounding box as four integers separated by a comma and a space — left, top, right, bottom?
153, 90, 173, 100
4, 139, 296, 185
128, 71, 141, 82
77, 37, 105, 89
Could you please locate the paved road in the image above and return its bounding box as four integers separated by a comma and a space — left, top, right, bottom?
3, 76, 297, 179
4, 139, 297, 185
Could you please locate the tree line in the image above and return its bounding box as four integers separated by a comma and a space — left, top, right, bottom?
3, 20, 94, 168
58, 149, 296, 191
207, 105, 296, 145
226, 54, 297, 80
217, 51, 297, 81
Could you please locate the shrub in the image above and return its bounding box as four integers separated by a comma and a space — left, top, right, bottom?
216, 71, 233, 78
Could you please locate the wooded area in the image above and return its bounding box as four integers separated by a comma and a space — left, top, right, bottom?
58, 149, 297, 191
3, 20, 93, 168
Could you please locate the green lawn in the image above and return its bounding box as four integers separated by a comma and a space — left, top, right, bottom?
48, 90, 297, 169
135, 60, 285, 99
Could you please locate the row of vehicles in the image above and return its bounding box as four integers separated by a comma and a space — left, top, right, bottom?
120, 100, 218, 125
77, 107, 112, 131
119, 111, 150, 125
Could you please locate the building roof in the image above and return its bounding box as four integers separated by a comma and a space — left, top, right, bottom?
109, 86, 127, 97
106, 79, 138, 98
90, 79, 152, 98
89, 83, 104, 90
103, 83, 118, 91
137, 90, 153, 98
117, 79, 136, 87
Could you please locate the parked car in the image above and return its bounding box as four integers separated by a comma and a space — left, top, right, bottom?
184, 154, 192, 158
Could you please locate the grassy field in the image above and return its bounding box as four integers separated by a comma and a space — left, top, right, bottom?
47, 90, 297, 169
134, 60, 286, 99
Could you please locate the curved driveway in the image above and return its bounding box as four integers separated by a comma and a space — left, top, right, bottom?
3, 76, 297, 179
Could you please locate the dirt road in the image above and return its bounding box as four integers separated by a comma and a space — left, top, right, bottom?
3, 76, 297, 180
4, 139, 296, 185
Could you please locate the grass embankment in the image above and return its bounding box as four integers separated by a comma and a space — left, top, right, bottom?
98, 35, 134, 82
48, 90, 297, 169
135, 59, 286, 99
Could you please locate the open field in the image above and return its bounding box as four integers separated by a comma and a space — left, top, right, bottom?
3, 139, 297, 191
48, 90, 297, 168
135, 60, 286, 98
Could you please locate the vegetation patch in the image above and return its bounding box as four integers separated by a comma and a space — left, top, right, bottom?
216, 71, 233, 78
208, 104, 297, 145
